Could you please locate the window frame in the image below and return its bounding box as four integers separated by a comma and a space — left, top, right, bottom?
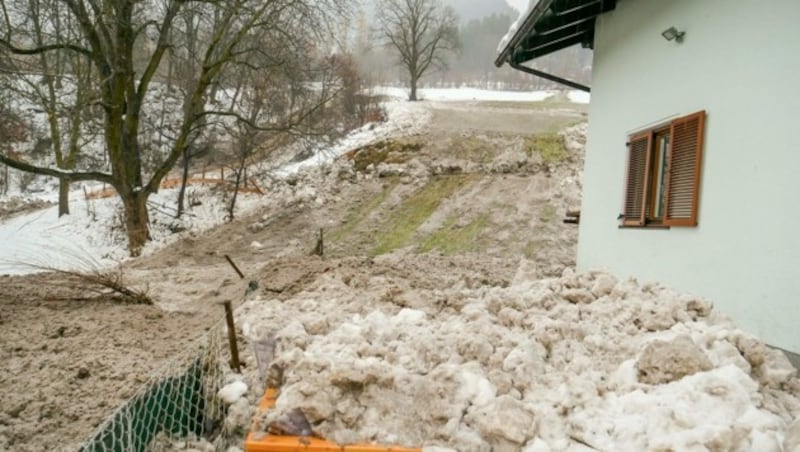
620, 110, 706, 228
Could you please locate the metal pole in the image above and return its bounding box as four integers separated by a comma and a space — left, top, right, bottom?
510, 61, 591, 93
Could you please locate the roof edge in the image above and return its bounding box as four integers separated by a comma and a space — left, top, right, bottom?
494, 0, 555, 68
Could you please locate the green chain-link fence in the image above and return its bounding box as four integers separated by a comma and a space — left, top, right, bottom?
77, 322, 238, 452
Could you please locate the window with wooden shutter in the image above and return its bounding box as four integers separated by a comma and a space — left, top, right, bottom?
620, 110, 706, 228
663, 111, 705, 226
622, 132, 651, 226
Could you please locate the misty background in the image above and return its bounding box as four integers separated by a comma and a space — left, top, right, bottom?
356, 0, 592, 91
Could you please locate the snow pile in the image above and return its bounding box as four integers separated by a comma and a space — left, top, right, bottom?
274, 101, 430, 178
239, 264, 800, 451
218, 380, 249, 405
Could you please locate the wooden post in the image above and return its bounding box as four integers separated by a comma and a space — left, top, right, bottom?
312, 228, 324, 256
223, 300, 241, 373
224, 254, 245, 279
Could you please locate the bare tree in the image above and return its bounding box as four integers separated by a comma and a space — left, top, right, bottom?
0, 0, 350, 256
377, 0, 459, 101
169, 2, 208, 219
0, 0, 100, 216
221, 24, 346, 221
0, 100, 26, 195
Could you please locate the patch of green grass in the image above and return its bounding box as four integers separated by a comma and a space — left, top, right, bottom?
419, 213, 489, 255
330, 179, 398, 243
539, 203, 557, 223
371, 175, 475, 255
525, 133, 569, 164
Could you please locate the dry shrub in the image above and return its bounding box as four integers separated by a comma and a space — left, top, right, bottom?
6, 251, 153, 305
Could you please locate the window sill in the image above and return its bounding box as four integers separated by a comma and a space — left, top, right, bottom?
618, 224, 671, 229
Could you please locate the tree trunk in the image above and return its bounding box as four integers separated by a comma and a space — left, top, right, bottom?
409, 76, 418, 101
227, 158, 246, 222
176, 149, 190, 218
58, 177, 70, 216
122, 191, 150, 257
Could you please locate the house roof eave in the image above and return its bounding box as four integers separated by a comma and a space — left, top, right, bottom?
495, 0, 617, 68
495, 0, 554, 68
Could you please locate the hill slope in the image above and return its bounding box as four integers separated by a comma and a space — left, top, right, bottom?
0, 98, 587, 450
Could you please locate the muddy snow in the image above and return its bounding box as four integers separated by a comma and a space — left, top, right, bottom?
1, 96, 798, 451
238, 261, 800, 451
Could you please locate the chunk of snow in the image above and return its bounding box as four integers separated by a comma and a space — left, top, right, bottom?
241, 267, 800, 450
218, 381, 248, 405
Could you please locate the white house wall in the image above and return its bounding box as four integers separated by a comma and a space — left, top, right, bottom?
577, 0, 800, 352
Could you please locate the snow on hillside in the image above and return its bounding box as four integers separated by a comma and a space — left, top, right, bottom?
0, 100, 429, 275
0, 87, 591, 275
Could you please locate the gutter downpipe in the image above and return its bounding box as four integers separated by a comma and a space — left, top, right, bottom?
509, 61, 591, 93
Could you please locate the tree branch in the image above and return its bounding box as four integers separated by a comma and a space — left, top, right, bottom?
0, 37, 93, 57
0, 153, 114, 185
136, 0, 184, 102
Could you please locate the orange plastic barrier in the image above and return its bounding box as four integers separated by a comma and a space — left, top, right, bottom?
244, 389, 421, 452
84, 176, 263, 200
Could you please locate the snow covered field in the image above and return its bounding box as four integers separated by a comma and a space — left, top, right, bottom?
375, 86, 590, 104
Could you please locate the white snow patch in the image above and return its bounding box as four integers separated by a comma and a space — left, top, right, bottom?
567, 90, 591, 104
375, 86, 557, 103
273, 100, 430, 178
375, 86, 590, 104
218, 380, 248, 405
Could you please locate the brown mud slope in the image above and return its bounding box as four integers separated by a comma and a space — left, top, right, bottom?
0, 100, 586, 451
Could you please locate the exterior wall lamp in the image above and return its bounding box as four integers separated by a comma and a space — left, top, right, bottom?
661, 26, 685, 43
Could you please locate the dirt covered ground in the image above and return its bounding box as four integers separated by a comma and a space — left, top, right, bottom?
0, 100, 587, 451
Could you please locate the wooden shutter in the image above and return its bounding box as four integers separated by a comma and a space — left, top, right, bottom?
663, 110, 705, 226
622, 132, 652, 226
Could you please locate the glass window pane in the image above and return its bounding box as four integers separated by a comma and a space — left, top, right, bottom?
654, 134, 669, 218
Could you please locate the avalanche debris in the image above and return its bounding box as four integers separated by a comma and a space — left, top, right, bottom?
239, 264, 800, 451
